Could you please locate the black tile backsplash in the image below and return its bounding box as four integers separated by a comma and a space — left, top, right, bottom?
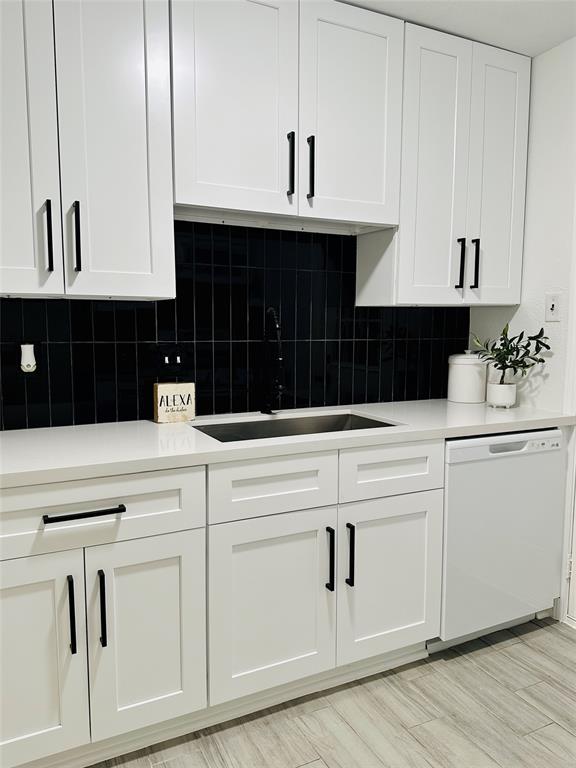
0, 222, 470, 430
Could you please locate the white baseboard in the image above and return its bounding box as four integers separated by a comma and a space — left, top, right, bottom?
22, 644, 426, 768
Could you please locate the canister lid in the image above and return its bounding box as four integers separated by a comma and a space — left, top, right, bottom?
448, 350, 487, 365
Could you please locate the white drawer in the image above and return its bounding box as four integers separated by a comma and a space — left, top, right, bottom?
208, 452, 338, 524
339, 441, 444, 502
0, 467, 205, 560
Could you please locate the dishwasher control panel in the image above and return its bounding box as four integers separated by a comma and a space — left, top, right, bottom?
526, 437, 562, 451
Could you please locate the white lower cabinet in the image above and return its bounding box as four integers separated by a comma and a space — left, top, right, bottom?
0, 550, 90, 768
337, 491, 443, 665
86, 530, 207, 741
208, 508, 337, 705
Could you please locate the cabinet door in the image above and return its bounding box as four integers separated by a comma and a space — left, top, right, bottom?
0, 0, 64, 296
398, 25, 472, 305
54, 0, 175, 299
464, 45, 530, 305
209, 508, 337, 705
0, 550, 89, 768
337, 491, 443, 666
299, 2, 403, 225
85, 530, 206, 741
172, 0, 298, 215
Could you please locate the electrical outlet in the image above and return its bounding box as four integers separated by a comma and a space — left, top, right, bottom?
545, 292, 561, 323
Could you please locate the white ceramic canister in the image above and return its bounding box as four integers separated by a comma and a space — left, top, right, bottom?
447, 351, 488, 403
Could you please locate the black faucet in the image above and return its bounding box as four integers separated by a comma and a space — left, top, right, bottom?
261, 306, 284, 415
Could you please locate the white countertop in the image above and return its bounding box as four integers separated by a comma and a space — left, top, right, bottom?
1, 399, 574, 488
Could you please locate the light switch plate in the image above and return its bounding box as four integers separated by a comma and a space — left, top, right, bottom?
545, 292, 561, 323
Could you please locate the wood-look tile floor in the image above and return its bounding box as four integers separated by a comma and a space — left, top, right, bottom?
93, 619, 576, 768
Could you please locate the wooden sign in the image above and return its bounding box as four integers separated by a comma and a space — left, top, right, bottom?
153, 382, 196, 423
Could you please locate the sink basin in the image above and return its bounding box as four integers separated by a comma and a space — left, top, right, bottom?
192, 413, 395, 442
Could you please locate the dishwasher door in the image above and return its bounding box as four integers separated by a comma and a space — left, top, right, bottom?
441, 430, 565, 641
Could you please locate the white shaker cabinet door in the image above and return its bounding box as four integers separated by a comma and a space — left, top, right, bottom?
209, 508, 337, 705
464, 45, 530, 305
54, 0, 175, 299
172, 0, 298, 215
0, 550, 90, 768
299, 1, 403, 225
0, 0, 64, 296
85, 530, 206, 742
398, 25, 472, 305
337, 491, 443, 665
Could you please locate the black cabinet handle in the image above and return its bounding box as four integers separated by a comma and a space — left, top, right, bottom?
98, 569, 108, 648
42, 504, 126, 525
306, 135, 315, 200
67, 575, 77, 655
325, 526, 335, 592
455, 237, 466, 289
73, 200, 82, 272
470, 238, 480, 289
45, 199, 54, 272
345, 523, 355, 587
287, 131, 295, 196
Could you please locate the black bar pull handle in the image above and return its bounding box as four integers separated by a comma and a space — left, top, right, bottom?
67, 575, 77, 655
73, 200, 82, 272
470, 238, 480, 289
98, 569, 108, 648
43, 504, 126, 526
287, 131, 295, 196
306, 135, 315, 200
325, 526, 335, 592
45, 199, 54, 272
455, 237, 466, 289
345, 522, 355, 587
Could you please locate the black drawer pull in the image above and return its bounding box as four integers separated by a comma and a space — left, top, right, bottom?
470, 238, 480, 289
45, 199, 54, 272
42, 504, 126, 525
455, 237, 466, 289
73, 200, 82, 272
345, 522, 355, 587
67, 575, 77, 655
98, 569, 108, 648
325, 526, 335, 592
287, 131, 295, 196
306, 135, 315, 200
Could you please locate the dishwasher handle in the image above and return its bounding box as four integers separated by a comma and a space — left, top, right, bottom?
489, 441, 528, 454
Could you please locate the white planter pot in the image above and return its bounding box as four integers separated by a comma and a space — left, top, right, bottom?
487, 382, 517, 408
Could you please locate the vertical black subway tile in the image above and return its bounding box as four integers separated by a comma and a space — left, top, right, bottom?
295, 271, 311, 341
381, 308, 395, 340
325, 272, 341, 339
367, 308, 382, 340
325, 235, 342, 271
394, 308, 409, 340
340, 275, 355, 340
177, 277, 195, 342
135, 302, 157, 343
354, 307, 369, 340
72, 343, 96, 425
280, 269, 296, 340
22, 299, 47, 341
231, 267, 248, 342
247, 340, 264, 412
115, 302, 137, 342
174, 220, 195, 266
194, 222, 212, 265
309, 233, 326, 270
393, 339, 407, 401
92, 300, 116, 342
194, 341, 214, 415
1, 299, 23, 342
231, 342, 248, 413
417, 339, 432, 400
324, 341, 340, 406
418, 307, 434, 340
366, 340, 380, 403
47, 300, 71, 342
116, 344, 138, 422
353, 339, 368, 403
280, 339, 296, 410
48, 343, 74, 427
266, 230, 283, 269
136, 343, 157, 420
70, 300, 93, 342
405, 340, 420, 400
213, 265, 231, 342
295, 341, 311, 408
194, 263, 213, 341
94, 344, 117, 423
339, 340, 353, 404
246, 227, 265, 267
213, 341, 231, 414
156, 299, 176, 342
1, 343, 27, 429
247, 268, 265, 340
280, 231, 298, 270
295, 231, 315, 269
310, 340, 325, 406
379, 339, 394, 402
432, 308, 446, 339
341, 236, 356, 272
230, 228, 248, 266
311, 271, 326, 340
25, 345, 50, 428
212, 227, 230, 266
430, 340, 446, 399
265, 268, 282, 317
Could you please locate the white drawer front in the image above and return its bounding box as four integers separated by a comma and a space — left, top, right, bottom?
208, 452, 338, 524
339, 441, 444, 502
0, 468, 205, 560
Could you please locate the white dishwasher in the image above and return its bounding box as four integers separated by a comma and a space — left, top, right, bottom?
441, 429, 566, 641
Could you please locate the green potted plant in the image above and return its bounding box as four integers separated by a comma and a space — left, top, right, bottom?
473, 325, 550, 408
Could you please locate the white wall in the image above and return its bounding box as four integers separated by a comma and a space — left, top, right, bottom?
471, 36, 576, 411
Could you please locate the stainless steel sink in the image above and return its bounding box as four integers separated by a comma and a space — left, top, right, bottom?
192, 413, 395, 442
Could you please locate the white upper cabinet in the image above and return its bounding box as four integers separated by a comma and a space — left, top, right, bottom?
0, 549, 90, 768
397, 25, 472, 305
0, 0, 64, 296
395, 24, 529, 306
172, 0, 299, 216
465, 44, 530, 305
54, 0, 175, 299
299, 2, 403, 225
